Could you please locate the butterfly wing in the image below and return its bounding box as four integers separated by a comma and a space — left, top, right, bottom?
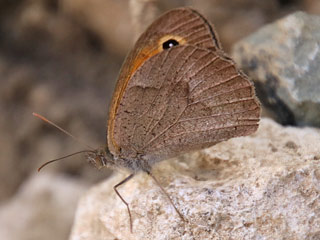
111, 45, 260, 163
107, 8, 226, 156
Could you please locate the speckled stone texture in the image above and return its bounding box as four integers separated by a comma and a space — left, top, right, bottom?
69, 118, 320, 240
232, 11, 320, 127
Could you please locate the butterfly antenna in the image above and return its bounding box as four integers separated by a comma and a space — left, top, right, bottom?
32, 112, 94, 150
37, 150, 95, 172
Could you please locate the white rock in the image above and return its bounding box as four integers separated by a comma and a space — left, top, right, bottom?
70, 118, 320, 240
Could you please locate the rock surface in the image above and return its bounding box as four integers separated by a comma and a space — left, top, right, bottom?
232, 11, 320, 127
0, 173, 88, 240
69, 118, 320, 240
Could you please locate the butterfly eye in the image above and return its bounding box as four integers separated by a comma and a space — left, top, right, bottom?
162, 39, 179, 50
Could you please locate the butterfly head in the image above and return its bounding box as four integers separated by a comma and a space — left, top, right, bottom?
86, 146, 115, 170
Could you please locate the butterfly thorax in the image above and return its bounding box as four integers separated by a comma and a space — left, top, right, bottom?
86, 147, 150, 173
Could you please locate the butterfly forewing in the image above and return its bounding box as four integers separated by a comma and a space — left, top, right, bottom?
113, 45, 260, 162
140, 8, 222, 51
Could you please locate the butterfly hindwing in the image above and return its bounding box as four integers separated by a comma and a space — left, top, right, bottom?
113, 45, 260, 162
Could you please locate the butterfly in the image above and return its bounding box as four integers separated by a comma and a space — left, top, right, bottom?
37, 7, 260, 232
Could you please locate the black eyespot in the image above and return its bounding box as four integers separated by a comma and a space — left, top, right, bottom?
162, 39, 179, 50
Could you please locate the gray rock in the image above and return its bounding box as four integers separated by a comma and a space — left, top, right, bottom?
232, 11, 320, 127
69, 118, 320, 240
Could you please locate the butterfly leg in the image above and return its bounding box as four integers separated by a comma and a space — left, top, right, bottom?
113, 174, 135, 232
147, 171, 185, 222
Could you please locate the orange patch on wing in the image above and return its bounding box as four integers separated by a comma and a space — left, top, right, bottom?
130, 49, 160, 77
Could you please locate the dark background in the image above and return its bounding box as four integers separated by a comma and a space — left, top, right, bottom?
0, 0, 319, 239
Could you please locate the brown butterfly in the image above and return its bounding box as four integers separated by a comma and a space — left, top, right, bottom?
37, 7, 260, 231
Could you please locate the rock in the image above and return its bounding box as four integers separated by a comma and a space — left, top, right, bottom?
69, 118, 320, 240
232, 11, 320, 127
0, 173, 88, 240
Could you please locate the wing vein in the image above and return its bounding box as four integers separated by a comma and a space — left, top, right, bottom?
190, 73, 240, 95
187, 55, 219, 80
130, 51, 169, 141
178, 25, 207, 38
142, 50, 223, 149
168, 15, 199, 33
130, 47, 183, 146
142, 47, 199, 140
187, 33, 213, 43
143, 97, 257, 149
166, 123, 259, 139
178, 106, 260, 123
189, 62, 235, 92
189, 85, 252, 106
